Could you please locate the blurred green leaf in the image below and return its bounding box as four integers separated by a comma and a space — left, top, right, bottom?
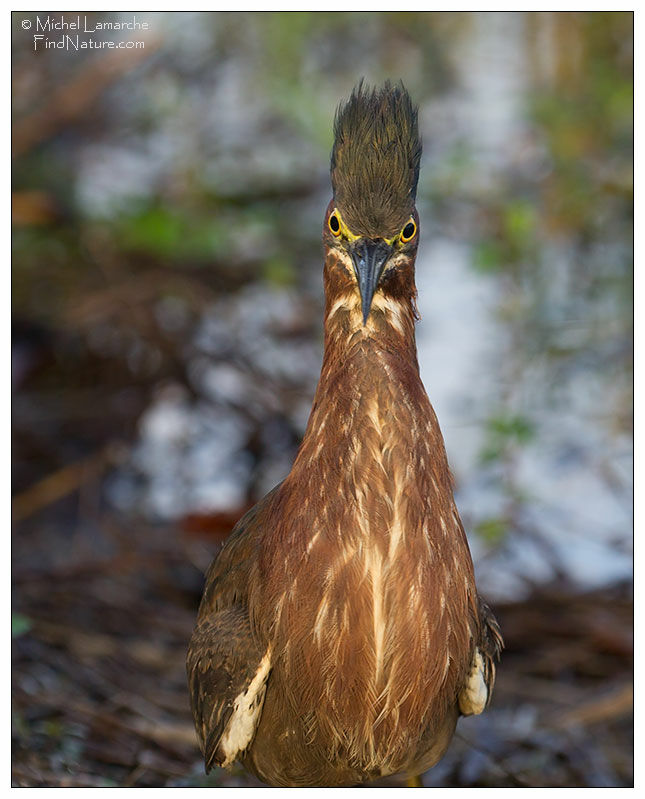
504, 202, 536, 245
12, 710, 29, 739
472, 240, 504, 274
43, 719, 64, 739
117, 205, 227, 263
474, 517, 508, 544
479, 443, 504, 465
262, 256, 295, 286
12, 613, 32, 638
487, 414, 535, 443
479, 413, 535, 465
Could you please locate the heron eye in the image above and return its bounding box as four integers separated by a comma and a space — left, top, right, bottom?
328, 212, 341, 236
401, 220, 417, 242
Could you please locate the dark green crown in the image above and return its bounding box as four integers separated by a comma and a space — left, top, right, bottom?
330, 80, 422, 238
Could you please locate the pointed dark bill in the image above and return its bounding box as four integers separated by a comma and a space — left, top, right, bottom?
349, 239, 394, 324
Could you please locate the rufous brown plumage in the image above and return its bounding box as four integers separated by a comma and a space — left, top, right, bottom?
187, 80, 502, 787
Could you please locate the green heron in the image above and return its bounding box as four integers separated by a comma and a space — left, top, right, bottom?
187, 81, 502, 787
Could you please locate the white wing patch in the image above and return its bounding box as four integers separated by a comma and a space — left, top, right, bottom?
458, 649, 488, 716
218, 649, 271, 767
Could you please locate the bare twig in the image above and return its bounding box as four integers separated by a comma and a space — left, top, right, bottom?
552, 683, 633, 729
12, 447, 112, 522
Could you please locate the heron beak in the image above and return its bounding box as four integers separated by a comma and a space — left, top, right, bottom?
349, 239, 394, 324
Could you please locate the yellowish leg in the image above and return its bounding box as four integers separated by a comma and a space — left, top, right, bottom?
406, 775, 423, 787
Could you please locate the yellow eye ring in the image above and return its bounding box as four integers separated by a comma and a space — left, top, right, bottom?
400, 219, 417, 243
328, 212, 342, 237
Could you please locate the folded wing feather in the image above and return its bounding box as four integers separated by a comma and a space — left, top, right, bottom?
187, 607, 271, 771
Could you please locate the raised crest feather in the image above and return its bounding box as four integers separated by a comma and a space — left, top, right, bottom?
330, 80, 422, 238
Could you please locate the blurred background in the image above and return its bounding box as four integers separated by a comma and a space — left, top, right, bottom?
12, 11, 633, 787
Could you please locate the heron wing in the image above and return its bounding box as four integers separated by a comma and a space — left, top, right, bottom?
458, 596, 503, 716
186, 488, 279, 771
187, 608, 270, 770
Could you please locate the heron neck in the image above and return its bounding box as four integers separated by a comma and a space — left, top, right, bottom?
295, 289, 426, 465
